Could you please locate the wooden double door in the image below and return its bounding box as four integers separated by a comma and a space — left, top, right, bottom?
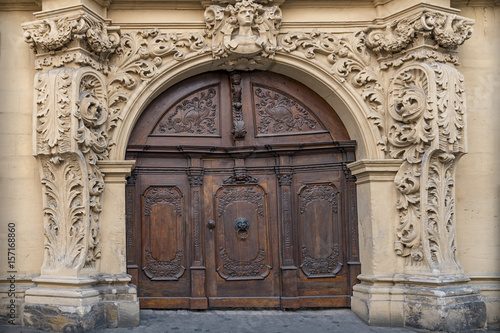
126, 71, 360, 309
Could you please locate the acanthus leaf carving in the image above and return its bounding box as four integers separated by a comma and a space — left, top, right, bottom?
279, 30, 386, 148
41, 155, 87, 270
35, 69, 73, 156
35, 69, 112, 273
390, 62, 467, 274
425, 152, 461, 273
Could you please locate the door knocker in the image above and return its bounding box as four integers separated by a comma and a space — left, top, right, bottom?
234, 217, 250, 239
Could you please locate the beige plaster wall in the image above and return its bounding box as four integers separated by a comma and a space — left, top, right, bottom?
454, 4, 500, 280
0, 11, 44, 279
453, 3, 500, 326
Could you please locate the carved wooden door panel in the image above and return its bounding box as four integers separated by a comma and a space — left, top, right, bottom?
126, 71, 359, 309
203, 159, 281, 308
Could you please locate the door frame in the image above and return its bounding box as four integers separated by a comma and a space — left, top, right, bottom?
124, 70, 360, 309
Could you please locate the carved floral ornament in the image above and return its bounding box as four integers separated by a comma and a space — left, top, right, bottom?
24, 1, 474, 275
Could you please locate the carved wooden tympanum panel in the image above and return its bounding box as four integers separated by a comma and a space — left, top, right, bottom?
126, 71, 359, 309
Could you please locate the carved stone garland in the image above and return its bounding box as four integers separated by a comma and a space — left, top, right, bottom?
24, 2, 474, 278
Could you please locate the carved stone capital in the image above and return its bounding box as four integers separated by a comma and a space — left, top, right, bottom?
204, 0, 282, 59
365, 9, 473, 56
23, 10, 120, 71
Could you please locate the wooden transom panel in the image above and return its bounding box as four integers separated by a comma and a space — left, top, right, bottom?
126, 71, 360, 309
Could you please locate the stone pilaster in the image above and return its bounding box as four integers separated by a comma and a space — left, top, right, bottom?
21, 3, 139, 331
349, 5, 486, 331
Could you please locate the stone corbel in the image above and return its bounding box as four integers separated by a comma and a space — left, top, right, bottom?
34, 67, 110, 278
366, 8, 473, 69
22, 8, 120, 72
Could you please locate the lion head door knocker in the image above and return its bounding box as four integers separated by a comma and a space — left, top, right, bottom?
234, 217, 250, 239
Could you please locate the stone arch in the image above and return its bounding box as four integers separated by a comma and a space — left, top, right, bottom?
111, 53, 382, 161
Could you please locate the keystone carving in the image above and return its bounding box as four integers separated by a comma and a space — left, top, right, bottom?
204, 0, 282, 58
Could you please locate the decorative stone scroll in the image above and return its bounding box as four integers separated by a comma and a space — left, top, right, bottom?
279, 30, 386, 146
389, 63, 466, 274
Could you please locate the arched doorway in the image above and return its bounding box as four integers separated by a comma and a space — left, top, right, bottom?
125, 71, 360, 309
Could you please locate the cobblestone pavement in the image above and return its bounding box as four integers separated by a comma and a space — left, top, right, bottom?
96, 309, 414, 333
2, 310, 499, 332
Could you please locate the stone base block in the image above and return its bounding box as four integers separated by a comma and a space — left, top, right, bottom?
405, 285, 487, 332
352, 284, 405, 327
23, 300, 140, 331
352, 283, 487, 332
22, 275, 140, 331
23, 303, 105, 332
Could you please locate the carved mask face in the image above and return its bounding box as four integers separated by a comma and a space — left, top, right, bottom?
237, 7, 254, 26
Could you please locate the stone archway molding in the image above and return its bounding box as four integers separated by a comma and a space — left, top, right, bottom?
21, 0, 485, 331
